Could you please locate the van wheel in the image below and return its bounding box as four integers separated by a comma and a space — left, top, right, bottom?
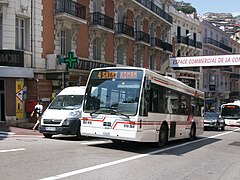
221, 126, 225, 131
157, 124, 168, 147
76, 125, 83, 139
43, 134, 52, 138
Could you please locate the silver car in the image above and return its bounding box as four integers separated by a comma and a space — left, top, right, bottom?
204, 112, 225, 131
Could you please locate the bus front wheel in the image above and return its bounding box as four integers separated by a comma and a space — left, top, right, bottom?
157, 124, 168, 147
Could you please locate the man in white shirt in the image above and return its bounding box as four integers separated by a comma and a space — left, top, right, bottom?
31, 100, 43, 131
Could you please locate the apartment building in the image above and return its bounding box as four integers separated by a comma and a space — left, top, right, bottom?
0, 0, 36, 124
168, 7, 240, 113
167, 6, 202, 89
42, 0, 174, 102
200, 19, 240, 112
0, 0, 174, 124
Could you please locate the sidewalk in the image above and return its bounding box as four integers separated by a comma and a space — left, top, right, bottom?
0, 122, 42, 136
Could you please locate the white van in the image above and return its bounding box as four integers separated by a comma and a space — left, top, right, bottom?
39, 86, 86, 138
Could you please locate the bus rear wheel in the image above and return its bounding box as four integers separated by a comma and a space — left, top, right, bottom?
157, 124, 168, 147
189, 124, 196, 140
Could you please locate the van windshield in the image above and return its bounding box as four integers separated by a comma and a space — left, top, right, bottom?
49, 95, 84, 110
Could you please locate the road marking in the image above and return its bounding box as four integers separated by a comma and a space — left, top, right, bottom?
40, 128, 240, 180
0, 134, 43, 138
0, 148, 26, 153
81, 140, 110, 145
0, 131, 15, 135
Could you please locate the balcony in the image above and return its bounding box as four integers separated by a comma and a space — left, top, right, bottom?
188, 39, 195, 48
135, 31, 150, 45
134, 0, 173, 24
203, 37, 232, 53
0, 0, 8, 5
163, 42, 173, 53
220, 67, 232, 73
54, 0, 87, 24
89, 12, 114, 33
176, 36, 189, 46
196, 41, 202, 49
150, 37, 163, 50
229, 91, 240, 97
230, 73, 240, 79
115, 23, 134, 40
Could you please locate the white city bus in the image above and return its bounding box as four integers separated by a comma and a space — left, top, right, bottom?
220, 100, 240, 126
81, 67, 204, 146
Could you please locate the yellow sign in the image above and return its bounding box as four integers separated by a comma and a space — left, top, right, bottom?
16, 80, 24, 119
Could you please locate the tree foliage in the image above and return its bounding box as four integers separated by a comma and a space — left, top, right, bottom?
176, 6, 196, 14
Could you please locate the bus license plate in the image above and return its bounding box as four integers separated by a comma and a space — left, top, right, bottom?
45, 127, 56, 131
103, 132, 110, 136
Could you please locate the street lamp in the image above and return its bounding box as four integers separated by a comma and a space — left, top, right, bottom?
176, 33, 191, 43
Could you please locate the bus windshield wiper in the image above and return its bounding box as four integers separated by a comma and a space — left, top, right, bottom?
90, 107, 116, 116
90, 109, 100, 116
118, 113, 130, 119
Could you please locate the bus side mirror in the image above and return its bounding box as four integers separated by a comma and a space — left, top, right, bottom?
145, 78, 151, 90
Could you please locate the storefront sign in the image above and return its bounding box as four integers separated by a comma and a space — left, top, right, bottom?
170, 54, 240, 67
0, 50, 24, 67
64, 52, 77, 69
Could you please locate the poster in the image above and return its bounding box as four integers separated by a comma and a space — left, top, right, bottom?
16, 80, 24, 119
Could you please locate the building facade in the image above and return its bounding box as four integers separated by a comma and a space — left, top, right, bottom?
168, 7, 240, 113
0, 0, 35, 124
200, 19, 240, 112
0, 0, 174, 125
167, 6, 202, 89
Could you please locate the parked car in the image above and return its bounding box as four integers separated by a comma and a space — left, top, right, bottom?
204, 112, 225, 131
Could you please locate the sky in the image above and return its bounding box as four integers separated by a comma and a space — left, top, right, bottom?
184, 0, 240, 16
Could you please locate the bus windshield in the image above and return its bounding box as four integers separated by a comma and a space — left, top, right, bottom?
83, 69, 143, 116
221, 105, 240, 118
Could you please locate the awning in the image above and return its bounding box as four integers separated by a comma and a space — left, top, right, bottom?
0, 66, 34, 78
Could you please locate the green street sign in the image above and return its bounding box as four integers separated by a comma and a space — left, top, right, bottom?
64, 52, 77, 69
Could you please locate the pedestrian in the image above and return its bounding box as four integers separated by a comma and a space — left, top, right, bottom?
31, 100, 43, 131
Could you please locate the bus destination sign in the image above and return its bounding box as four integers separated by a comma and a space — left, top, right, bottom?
93, 70, 143, 80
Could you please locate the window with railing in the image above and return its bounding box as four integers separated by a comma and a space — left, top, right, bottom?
114, 23, 134, 37
55, 0, 86, 20
135, 0, 172, 24
89, 12, 113, 30
135, 31, 150, 43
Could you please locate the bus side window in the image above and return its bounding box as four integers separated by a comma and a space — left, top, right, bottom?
139, 88, 149, 116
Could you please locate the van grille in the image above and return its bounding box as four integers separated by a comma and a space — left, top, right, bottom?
43, 119, 62, 124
